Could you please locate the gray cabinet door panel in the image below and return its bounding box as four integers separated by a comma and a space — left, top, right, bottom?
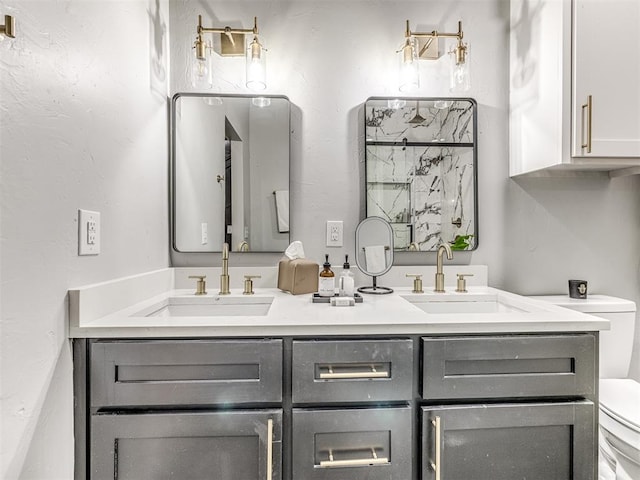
91, 409, 282, 480
422, 334, 596, 399
421, 401, 595, 480
292, 339, 413, 404
91, 339, 282, 407
292, 406, 412, 479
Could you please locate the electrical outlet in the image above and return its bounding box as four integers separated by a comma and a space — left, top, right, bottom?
326, 220, 343, 247
201, 222, 208, 245
78, 209, 101, 255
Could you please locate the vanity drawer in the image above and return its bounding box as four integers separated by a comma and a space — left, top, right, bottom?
291, 339, 413, 404
292, 406, 412, 480
422, 334, 596, 400
90, 339, 282, 408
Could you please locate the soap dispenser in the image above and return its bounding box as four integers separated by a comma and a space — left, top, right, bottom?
338, 254, 355, 297
318, 254, 335, 297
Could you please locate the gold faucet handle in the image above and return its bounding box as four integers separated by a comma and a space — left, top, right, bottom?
406, 274, 424, 294
455, 273, 474, 293
188, 275, 207, 295
243, 275, 261, 295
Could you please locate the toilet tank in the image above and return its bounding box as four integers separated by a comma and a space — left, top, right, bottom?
531, 295, 637, 379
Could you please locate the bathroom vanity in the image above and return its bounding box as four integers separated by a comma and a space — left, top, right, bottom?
70, 267, 607, 480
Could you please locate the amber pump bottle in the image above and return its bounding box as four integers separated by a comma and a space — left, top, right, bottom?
318, 254, 335, 297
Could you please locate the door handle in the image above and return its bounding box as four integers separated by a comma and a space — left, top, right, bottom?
429, 416, 442, 480
581, 95, 592, 153
266, 418, 273, 480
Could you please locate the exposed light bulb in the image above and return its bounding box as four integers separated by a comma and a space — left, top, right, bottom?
398, 38, 419, 93
449, 43, 470, 93
246, 36, 266, 91
191, 37, 212, 89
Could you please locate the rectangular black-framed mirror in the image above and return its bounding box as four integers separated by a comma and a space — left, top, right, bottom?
364, 97, 478, 252
171, 94, 290, 253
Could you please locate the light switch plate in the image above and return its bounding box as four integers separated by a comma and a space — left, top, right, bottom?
78, 209, 100, 255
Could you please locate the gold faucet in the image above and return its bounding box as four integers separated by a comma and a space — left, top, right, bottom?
219, 242, 230, 294
434, 243, 453, 293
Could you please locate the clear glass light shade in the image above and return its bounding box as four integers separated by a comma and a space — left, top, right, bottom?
398, 38, 419, 93
449, 43, 470, 93
191, 38, 212, 90
246, 36, 266, 91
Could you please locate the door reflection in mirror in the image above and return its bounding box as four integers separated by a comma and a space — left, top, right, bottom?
172, 94, 290, 253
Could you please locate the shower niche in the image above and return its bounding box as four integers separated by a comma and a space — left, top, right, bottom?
364, 98, 478, 252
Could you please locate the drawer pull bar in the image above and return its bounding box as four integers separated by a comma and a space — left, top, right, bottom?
266, 418, 273, 480
319, 365, 390, 379
429, 416, 442, 480
320, 448, 389, 468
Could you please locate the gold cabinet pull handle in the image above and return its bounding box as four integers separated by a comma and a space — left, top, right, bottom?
581, 95, 592, 153
319, 447, 389, 468
429, 416, 442, 480
266, 418, 273, 480
318, 364, 390, 379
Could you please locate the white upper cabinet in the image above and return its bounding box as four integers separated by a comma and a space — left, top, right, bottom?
510, 0, 640, 177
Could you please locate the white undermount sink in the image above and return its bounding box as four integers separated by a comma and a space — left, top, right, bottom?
400, 292, 529, 314
132, 295, 274, 317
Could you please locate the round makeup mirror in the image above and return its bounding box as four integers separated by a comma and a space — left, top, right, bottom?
355, 217, 394, 294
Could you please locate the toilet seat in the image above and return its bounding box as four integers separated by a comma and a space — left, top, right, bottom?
599, 378, 640, 475
600, 379, 640, 433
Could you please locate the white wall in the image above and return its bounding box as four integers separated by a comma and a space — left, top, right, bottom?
1, 0, 639, 478
0, 1, 170, 478
170, 1, 640, 371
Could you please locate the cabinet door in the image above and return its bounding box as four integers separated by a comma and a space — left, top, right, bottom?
292, 406, 412, 479
572, 0, 640, 157
91, 410, 282, 480
421, 401, 595, 480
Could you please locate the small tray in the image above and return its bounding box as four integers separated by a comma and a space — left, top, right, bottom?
312, 293, 363, 303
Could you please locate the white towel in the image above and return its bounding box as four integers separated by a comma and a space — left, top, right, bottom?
274, 190, 289, 233
364, 245, 386, 273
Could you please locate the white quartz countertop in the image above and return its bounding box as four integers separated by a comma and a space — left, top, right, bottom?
68, 267, 609, 338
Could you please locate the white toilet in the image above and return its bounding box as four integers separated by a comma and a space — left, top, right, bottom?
534, 295, 640, 480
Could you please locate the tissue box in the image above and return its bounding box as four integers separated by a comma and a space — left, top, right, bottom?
277, 259, 319, 295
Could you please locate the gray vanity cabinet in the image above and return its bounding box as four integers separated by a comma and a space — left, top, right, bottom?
75, 333, 598, 480
291, 339, 414, 479
90, 339, 283, 407
420, 334, 597, 480
422, 334, 596, 400
292, 406, 412, 480
80, 339, 283, 480
421, 402, 595, 480
91, 410, 282, 480
291, 339, 413, 404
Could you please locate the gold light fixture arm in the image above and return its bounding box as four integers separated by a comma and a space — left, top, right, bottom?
196, 15, 260, 57
0, 15, 15, 38
405, 20, 466, 63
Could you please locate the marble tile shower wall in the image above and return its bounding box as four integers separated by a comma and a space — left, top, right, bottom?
365, 102, 475, 250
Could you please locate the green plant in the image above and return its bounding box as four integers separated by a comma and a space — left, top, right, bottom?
450, 234, 474, 251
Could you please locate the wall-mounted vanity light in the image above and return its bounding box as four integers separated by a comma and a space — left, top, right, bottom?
398, 20, 469, 93
193, 14, 266, 91
0, 15, 16, 38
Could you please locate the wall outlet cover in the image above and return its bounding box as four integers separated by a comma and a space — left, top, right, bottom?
78, 209, 101, 255
326, 220, 343, 247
